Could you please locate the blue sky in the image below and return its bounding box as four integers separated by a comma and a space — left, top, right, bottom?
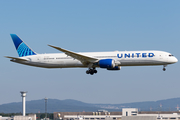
0, 0, 180, 105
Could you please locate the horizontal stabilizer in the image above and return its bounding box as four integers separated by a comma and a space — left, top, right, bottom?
4, 56, 28, 61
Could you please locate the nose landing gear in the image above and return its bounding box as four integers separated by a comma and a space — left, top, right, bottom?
163, 65, 167, 71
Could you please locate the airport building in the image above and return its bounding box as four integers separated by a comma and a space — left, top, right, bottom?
54, 108, 180, 120
53, 111, 122, 120
0, 114, 36, 120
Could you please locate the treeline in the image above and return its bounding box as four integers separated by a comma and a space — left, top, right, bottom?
0, 112, 22, 116
36, 113, 53, 119
0, 113, 54, 119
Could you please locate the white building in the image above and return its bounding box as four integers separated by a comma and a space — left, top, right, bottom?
0, 114, 36, 120
122, 108, 180, 120
122, 108, 138, 116
64, 115, 122, 120
54, 108, 180, 120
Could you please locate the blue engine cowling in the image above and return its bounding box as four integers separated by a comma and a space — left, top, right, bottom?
107, 66, 121, 70
98, 59, 115, 68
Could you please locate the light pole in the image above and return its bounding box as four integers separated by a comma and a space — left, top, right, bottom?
44, 97, 48, 119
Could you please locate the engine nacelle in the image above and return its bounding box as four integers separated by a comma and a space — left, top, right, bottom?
107, 66, 121, 70
99, 59, 115, 68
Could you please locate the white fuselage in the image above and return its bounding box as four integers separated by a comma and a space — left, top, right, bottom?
11, 50, 178, 68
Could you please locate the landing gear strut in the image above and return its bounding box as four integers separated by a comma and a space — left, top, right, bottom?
163, 65, 167, 71
86, 68, 97, 75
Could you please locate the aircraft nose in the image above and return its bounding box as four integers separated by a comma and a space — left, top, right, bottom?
172, 57, 178, 63
175, 57, 178, 63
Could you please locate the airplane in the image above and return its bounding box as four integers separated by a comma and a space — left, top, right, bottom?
5, 34, 178, 75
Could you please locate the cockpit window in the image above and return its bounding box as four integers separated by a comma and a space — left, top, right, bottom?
169, 54, 174, 57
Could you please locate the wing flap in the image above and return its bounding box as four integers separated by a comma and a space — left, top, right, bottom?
48, 45, 98, 64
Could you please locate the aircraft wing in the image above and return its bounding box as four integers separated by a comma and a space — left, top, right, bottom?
4, 56, 28, 61
48, 45, 98, 65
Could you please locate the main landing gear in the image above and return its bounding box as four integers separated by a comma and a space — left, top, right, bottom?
86, 68, 97, 75
163, 65, 167, 71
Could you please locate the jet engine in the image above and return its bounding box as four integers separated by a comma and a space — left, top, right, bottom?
107, 66, 121, 70
98, 59, 116, 68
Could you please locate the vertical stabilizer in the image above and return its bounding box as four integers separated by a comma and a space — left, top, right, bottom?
10, 34, 37, 57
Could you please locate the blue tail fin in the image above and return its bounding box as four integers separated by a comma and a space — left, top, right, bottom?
10, 34, 37, 57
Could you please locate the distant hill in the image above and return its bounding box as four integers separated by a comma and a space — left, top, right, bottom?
1, 98, 180, 113
0, 99, 99, 113
95, 97, 180, 111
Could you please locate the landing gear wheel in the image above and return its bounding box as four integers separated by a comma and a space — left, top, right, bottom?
90, 72, 94, 75
89, 69, 94, 75
86, 68, 97, 75
86, 70, 89, 74
163, 68, 166, 71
